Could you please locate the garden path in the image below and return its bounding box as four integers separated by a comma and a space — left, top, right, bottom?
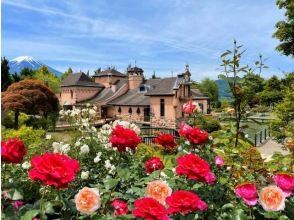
257, 138, 289, 158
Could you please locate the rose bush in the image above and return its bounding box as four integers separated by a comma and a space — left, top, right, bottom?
1, 105, 294, 219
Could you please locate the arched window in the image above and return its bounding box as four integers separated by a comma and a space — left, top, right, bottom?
136, 107, 141, 115
70, 90, 73, 99
118, 107, 122, 114
128, 107, 132, 114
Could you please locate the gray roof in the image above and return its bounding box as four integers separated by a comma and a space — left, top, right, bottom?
191, 89, 209, 99
108, 78, 177, 106
145, 77, 177, 96
61, 72, 104, 88
93, 69, 126, 77
79, 78, 128, 103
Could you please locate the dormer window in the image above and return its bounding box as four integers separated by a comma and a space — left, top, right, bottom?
139, 86, 146, 92
138, 85, 150, 93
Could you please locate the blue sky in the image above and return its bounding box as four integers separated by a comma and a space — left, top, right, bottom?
2, 0, 293, 80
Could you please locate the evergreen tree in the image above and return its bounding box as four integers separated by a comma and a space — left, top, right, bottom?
197, 78, 219, 108
1, 57, 12, 91
61, 67, 73, 80
20, 67, 34, 79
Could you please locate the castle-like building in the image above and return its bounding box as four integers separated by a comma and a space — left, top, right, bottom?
59, 65, 208, 128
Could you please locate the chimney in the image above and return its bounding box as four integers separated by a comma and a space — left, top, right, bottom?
128, 66, 144, 90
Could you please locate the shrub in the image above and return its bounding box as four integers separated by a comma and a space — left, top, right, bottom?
1, 125, 46, 157
191, 115, 221, 133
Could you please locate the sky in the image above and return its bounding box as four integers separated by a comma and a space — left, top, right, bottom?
2, 0, 293, 81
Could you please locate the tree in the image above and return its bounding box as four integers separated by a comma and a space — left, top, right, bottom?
260, 75, 284, 106
39, 65, 50, 75
272, 89, 294, 140
11, 72, 21, 83
242, 72, 265, 107
61, 67, 73, 80
1, 79, 59, 128
219, 40, 267, 147
273, 0, 294, 57
1, 57, 12, 91
197, 78, 219, 108
20, 67, 34, 79
33, 67, 61, 93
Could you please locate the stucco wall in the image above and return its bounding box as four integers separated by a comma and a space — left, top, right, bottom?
59, 87, 100, 105
107, 106, 146, 122
150, 96, 177, 128
128, 75, 143, 90
94, 76, 124, 88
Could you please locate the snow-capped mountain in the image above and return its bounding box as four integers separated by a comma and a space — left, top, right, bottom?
9, 56, 62, 76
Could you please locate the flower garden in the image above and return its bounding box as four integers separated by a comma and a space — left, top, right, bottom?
1, 102, 294, 220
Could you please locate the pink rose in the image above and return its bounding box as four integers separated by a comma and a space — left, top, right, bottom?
272, 173, 294, 197
234, 183, 258, 206
12, 201, 24, 210
214, 156, 224, 167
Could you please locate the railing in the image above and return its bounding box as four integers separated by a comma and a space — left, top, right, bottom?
143, 136, 181, 145
140, 127, 179, 137
248, 128, 271, 147
140, 127, 180, 144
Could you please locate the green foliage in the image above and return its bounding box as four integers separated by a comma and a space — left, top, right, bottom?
61, 67, 73, 80
2, 111, 29, 128
197, 77, 219, 108
1, 57, 12, 91
20, 67, 34, 79
1, 125, 46, 157
272, 89, 294, 140
190, 114, 221, 133
33, 66, 61, 93
273, 0, 294, 57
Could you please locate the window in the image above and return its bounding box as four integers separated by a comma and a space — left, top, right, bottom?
139, 86, 145, 92
160, 99, 165, 117
118, 107, 122, 114
70, 90, 73, 99
128, 107, 132, 114
136, 107, 141, 115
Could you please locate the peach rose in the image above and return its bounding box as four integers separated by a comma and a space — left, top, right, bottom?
75, 187, 101, 214
145, 180, 172, 205
259, 185, 285, 212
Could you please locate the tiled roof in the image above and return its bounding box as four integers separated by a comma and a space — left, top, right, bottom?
191, 89, 209, 98
145, 77, 177, 96
93, 69, 126, 77
61, 72, 104, 88
107, 89, 150, 106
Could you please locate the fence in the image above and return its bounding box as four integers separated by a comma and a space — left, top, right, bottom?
143, 136, 181, 145
251, 127, 271, 147
140, 127, 179, 137
140, 127, 180, 144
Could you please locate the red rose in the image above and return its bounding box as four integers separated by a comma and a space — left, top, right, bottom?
111, 199, 129, 216
187, 127, 208, 145
29, 153, 80, 188
145, 157, 164, 174
133, 197, 169, 220
110, 125, 141, 152
154, 133, 177, 152
166, 190, 207, 215
178, 123, 193, 138
1, 138, 26, 163
176, 153, 215, 184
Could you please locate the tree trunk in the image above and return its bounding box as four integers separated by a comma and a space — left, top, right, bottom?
14, 110, 19, 129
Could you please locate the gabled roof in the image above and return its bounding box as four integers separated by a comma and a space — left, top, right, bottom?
61, 72, 104, 88
191, 88, 209, 99
145, 77, 178, 96
93, 69, 126, 77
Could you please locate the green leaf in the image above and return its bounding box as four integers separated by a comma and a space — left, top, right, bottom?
232, 209, 246, 220
221, 203, 234, 210
103, 178, 119, 190
20, 210, 39, 220
221, 50, 232, 57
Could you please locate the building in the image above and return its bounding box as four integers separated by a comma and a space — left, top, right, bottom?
59, 65, 209, 128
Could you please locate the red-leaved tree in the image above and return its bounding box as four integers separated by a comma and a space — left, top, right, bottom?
2, 79, 59, 128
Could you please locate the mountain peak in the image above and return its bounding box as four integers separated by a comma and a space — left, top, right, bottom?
9, 56, 61, 76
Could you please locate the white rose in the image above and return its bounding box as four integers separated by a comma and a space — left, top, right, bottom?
22, 161, 31, 170
75, 141, 81, 147
80, 144, 90, 155
94, 152, 102, 163
61, 144, 70, 153
45, 134, 52, 140
89, 109, 96, 115
81, 171, 89, 180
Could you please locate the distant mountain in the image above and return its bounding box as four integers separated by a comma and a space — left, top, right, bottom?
9, 56, 62, 76
215, 79, 232, 100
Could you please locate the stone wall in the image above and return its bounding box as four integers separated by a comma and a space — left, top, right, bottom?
150, 116, 176, 128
